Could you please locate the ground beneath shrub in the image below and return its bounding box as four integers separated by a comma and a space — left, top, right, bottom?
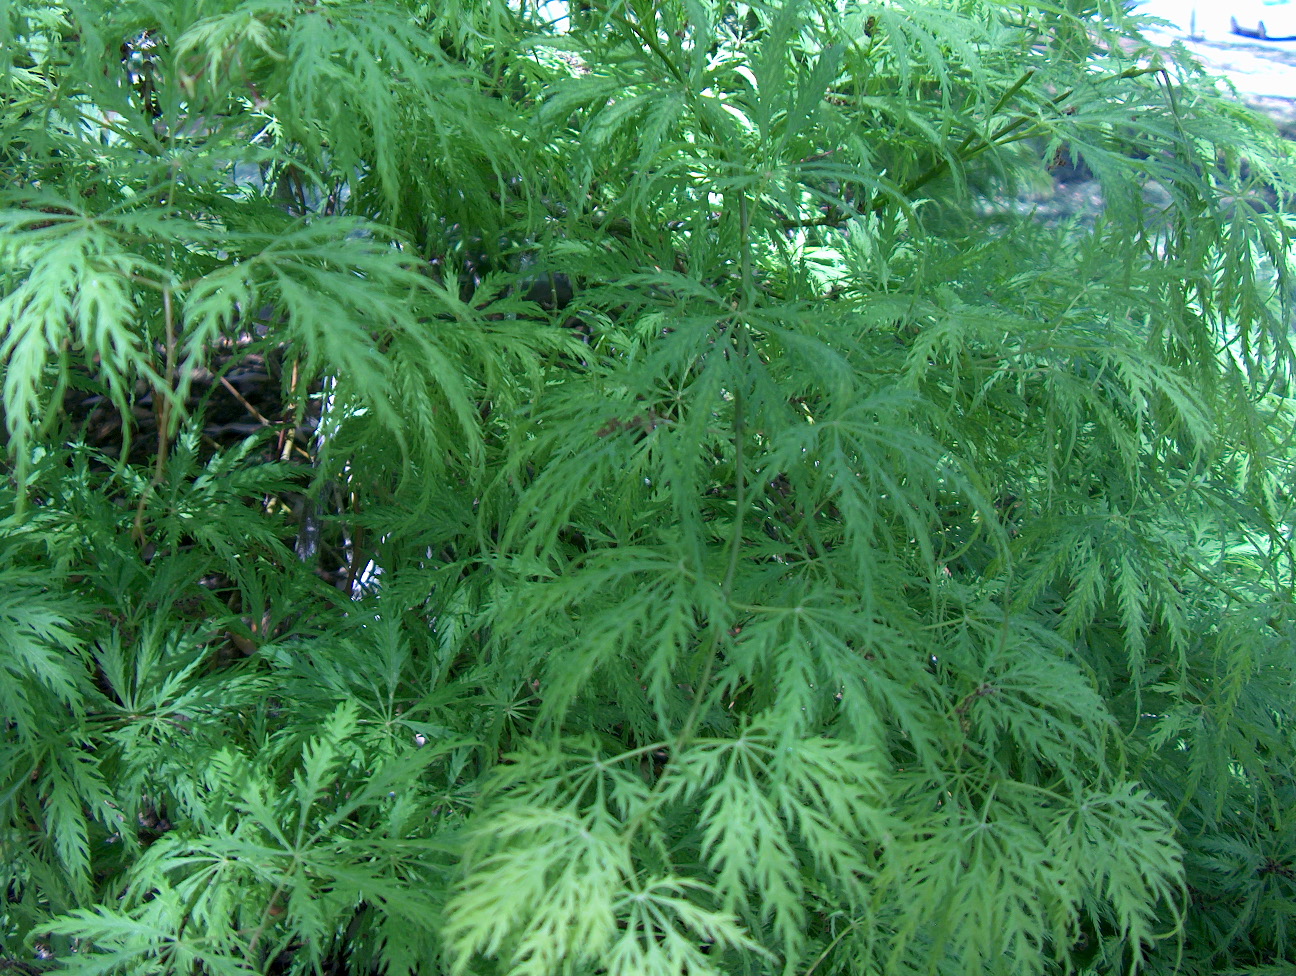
988, 28, 1296, 228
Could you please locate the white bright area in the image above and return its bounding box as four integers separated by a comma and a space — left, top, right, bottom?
1132, 0, 1296, 40
1130, 1, 1296, 101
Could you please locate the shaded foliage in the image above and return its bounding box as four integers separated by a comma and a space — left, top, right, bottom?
2, 1, 1295, 974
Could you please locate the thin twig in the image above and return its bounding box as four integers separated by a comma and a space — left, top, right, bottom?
220, 375, 275, 427
133, 285, 177, 543
279, 358, 303, 463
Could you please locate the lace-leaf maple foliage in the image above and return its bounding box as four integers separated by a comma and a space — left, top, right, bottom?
2, 1, 1295, 974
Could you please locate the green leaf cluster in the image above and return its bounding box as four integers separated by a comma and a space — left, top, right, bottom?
2, 1, 1295, 974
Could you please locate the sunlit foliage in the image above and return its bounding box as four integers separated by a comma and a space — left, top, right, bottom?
2, 1, 1295, 974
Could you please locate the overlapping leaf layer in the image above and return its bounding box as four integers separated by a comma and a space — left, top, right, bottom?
2, 1, 1294, 974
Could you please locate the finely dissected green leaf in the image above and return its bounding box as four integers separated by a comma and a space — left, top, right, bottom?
1047, 783, 1184, 955
0, 202, 165, 468
4, 0, 1296, 974
445, 805, 632, 976
45, 902, 258, 976
605, 875, 766, 976
0, 571, 86, 736
660, 728, 892, 960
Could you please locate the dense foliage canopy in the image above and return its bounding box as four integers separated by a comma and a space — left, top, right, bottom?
2, 1, 1296, 974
